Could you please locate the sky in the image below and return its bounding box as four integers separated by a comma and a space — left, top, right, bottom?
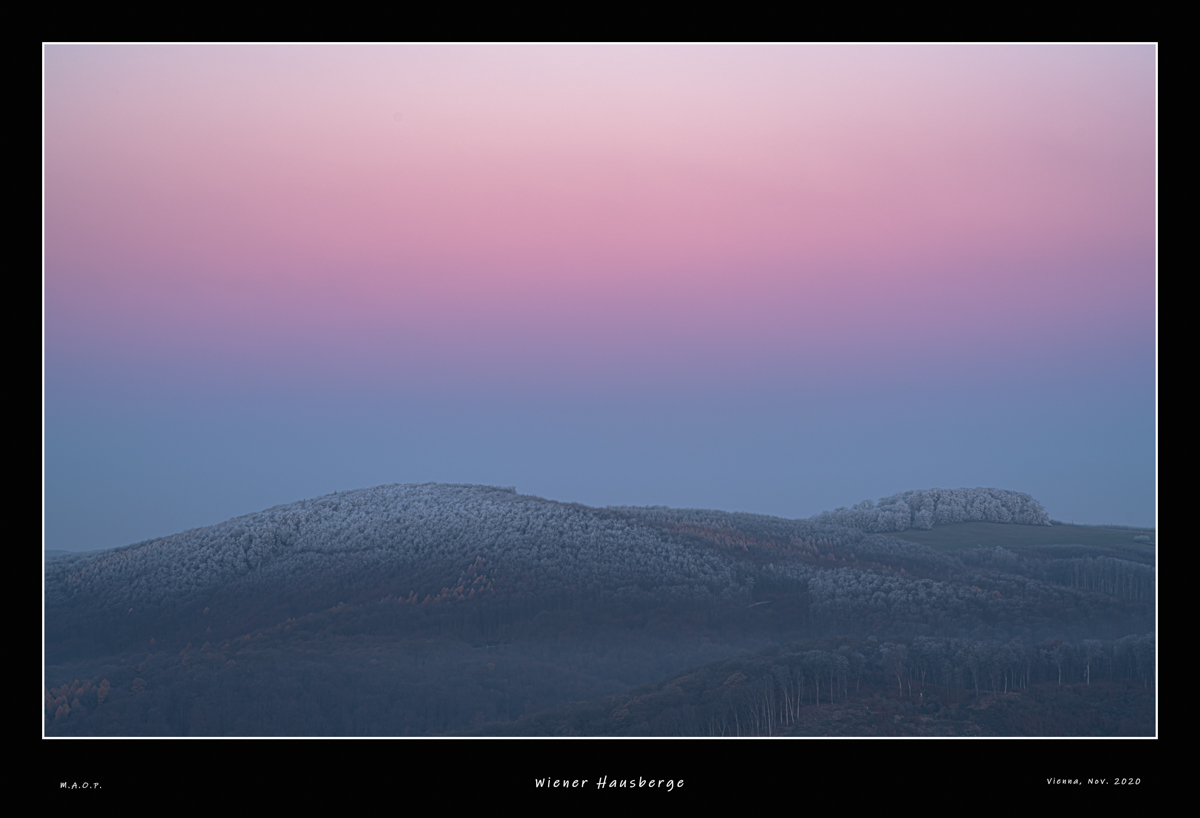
43, 44, 1157, 551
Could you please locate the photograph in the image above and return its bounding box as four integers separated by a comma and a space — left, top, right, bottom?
43, 43, 1156, 778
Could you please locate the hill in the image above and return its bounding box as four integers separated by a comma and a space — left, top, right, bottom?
44, 483, 1154, 735
892, 521, 1156, 551
478, 635, 1154, 737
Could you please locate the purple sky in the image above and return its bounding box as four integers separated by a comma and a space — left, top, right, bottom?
44, 44, 1156, 551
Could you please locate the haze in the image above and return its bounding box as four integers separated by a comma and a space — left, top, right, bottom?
43, 44, 1156, 551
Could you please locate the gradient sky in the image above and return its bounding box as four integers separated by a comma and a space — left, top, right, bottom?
44, 44, 1156, 551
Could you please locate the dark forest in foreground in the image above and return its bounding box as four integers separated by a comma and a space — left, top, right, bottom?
45, 484, 1155, 736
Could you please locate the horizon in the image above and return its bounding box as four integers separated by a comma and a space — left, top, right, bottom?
44, 45, 1157, 551
42, 481, 1155, 555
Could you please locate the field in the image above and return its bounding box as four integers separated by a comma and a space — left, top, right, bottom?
891, 522, 1155, 551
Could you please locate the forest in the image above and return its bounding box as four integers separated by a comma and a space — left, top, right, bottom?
44, 483, 1155, 736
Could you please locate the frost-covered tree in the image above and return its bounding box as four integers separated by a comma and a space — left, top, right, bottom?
809, 488, 1051, 532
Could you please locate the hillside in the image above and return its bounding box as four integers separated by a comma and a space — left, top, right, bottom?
478, 634, 1155, 737
44, 483, 1155, 736
892, 521, 1156, 551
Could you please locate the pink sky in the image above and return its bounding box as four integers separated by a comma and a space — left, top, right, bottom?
44, 45, 1157, 550
45, 45, 1154, 391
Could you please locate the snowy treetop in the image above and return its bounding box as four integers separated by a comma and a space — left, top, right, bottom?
808, 487, 1051, 532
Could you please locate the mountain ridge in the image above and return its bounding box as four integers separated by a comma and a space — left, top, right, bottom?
43, 483, 1154, 735
46, 484, 1149, 656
